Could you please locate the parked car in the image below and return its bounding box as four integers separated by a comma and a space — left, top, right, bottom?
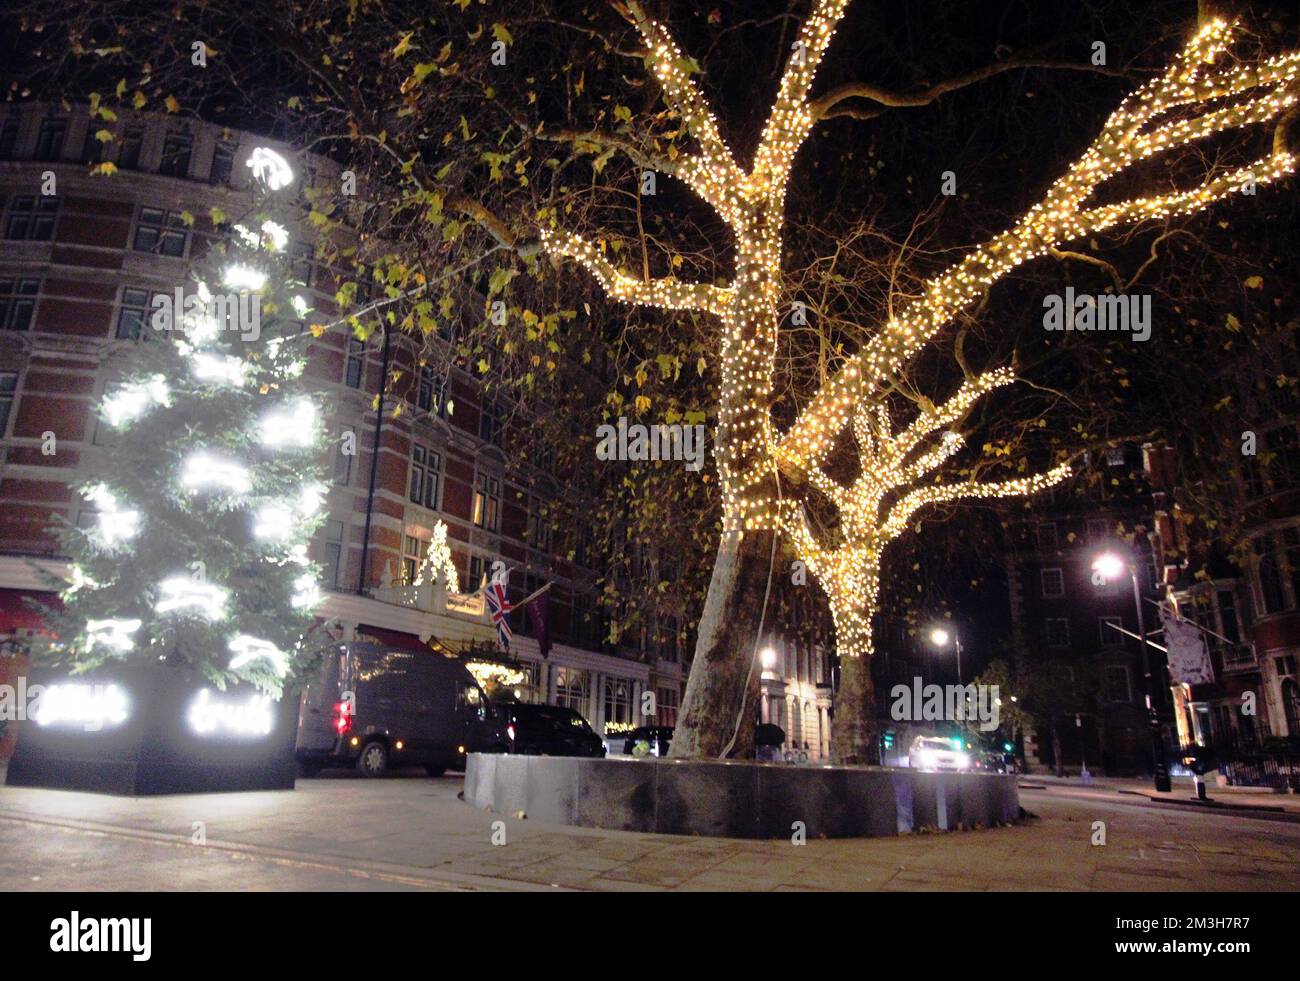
907, 736, 972, 772
493, 702, 606, 757
623, 725, 673, 757
296, 643, 508, 777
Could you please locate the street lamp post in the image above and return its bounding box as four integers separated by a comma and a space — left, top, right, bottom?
928, 627, 963, 686
1093, 550, 1172, 793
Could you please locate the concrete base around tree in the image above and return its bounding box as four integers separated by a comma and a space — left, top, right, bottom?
463, 754, 1019, 838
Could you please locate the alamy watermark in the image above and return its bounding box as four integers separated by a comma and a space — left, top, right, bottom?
890, 677, 1001, 732
150, 286, 261, 341
596, 416, 707, 471
1043, 288, 1151, 342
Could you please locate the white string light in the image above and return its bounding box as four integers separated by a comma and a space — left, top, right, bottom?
154, 576, 229, 620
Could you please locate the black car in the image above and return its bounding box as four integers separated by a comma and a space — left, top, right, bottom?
493, 702, 606, 757
623, 726, 673, 757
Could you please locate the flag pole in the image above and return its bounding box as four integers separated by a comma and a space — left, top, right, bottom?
517, 581, 553, 607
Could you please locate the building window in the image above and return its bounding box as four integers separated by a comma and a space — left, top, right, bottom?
322, 519, 345, 588
527, 501, 553, 552
656, 687, 679, 726
1248, 537, 1289, 613
1040, 567, 1065, 599
416, 366, 450, 417
210, 141, 236, 185
603, 678, 631, 728
158, 132, 193, 178
333, 433, 354, 486
132, 207, 189, 257
1045, 618, 1070, 648
553, 667, 588, 712
4, 196, 58, 241
409, 444, 441, 510
116, 288, 162, 341
472, 472, 500, 532
0, 371, 16, 434
117, 127, 144, 170
1106, 447, 1125, 466
1103, 665, 1132, 703
34, 117, 67, 161
0, 115, 18, 159
1036, 523, 1058, 551
0, 279, 38, 331
1099, 616, 1122, 645
344, 338, 365, 388
291, 240, 319, 290
479, 399, 503, 447
1217, 588, 1240, 643
81, 127, 105, 165
469, 555, 492, 591
401, 534, 428, 586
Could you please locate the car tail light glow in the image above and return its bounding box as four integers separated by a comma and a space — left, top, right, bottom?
507, 724, 516, 741
332, 700, 353, 736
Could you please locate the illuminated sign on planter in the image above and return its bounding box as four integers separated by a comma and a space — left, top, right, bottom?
186, 688, 276, 738
32, 683, 131, 732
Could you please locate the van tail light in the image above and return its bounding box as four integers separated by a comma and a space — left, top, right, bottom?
333, 700, 353, 736
506, 724, 516, 741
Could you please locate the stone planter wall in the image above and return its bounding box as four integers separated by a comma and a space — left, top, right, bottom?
464, 754, 1019, 839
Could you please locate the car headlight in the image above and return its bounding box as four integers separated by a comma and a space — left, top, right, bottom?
955, 752, 971, 769
917, 749, 937, 767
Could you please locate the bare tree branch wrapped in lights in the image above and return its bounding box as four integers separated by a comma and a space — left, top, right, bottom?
541, 3, 1300, 761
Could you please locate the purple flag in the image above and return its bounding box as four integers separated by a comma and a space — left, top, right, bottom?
528, 590, 551, 659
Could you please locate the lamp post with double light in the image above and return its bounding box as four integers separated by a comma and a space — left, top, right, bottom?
1092, 550, 1171, 792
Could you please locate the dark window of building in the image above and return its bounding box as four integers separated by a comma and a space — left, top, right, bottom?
472, 472, 500, 532
0, 115, 19, 159
116, 287, 161, 341
1256, 535, 1286, 614
210, 141, 236, 185
80, 127, 106, 164
1087, 519, 1109, 542
1105, 446, 1125, 466
1036, 523, 1058, 551
4, 196, 59, 241
34, 117, 67, 161
1217, 589, 1240, 643
1045, 618, 1070, 648
322, 519, 344, 588
479, 399, 503, 446
0, 371, 16, 434
1286, 526, 1300, 609
132, 207, 189, 257
1269, 427, 1300, 492
0, 279, 38, 331
528, 501, 553, 552
1040, 567, 1065, 599
333, 433, 354, 486
1103, 665, 1132, 703
409, 444, 441, 510
158, 132, 193, 177
416, 365, 449, 417
118, 127, 144, 170
344, 338, 365, 389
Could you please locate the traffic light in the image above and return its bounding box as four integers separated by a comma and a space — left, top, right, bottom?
1003, 742, 1014, 753
882, 729, 896, 750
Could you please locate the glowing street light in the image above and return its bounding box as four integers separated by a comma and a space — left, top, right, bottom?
1091, 549, 1171, 793
928, 625, 962, 685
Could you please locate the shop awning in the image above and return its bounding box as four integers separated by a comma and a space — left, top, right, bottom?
355, 624, 458, 658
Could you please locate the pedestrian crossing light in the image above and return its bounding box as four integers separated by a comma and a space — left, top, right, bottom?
882, 729, 896, 750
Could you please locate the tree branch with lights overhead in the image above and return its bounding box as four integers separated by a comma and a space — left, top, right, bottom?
541, 4, 1300, 761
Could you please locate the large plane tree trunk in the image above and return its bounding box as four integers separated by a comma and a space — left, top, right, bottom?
827, 588, 878, 765
669, 526, 774, 759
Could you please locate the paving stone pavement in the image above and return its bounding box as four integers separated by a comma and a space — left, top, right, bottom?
1, 768, 1298, 891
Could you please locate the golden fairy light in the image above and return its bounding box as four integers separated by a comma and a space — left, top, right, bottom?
543, 5, 1299, 663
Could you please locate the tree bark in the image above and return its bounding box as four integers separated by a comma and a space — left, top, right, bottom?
669, 527, 775, 758
831, 645, 878, 764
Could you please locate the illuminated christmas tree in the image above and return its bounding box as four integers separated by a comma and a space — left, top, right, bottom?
45, 147, 328, 698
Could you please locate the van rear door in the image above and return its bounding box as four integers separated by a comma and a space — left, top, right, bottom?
296, 646, 346, 753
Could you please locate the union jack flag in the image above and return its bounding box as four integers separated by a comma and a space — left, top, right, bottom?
483, 580, 513, 649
